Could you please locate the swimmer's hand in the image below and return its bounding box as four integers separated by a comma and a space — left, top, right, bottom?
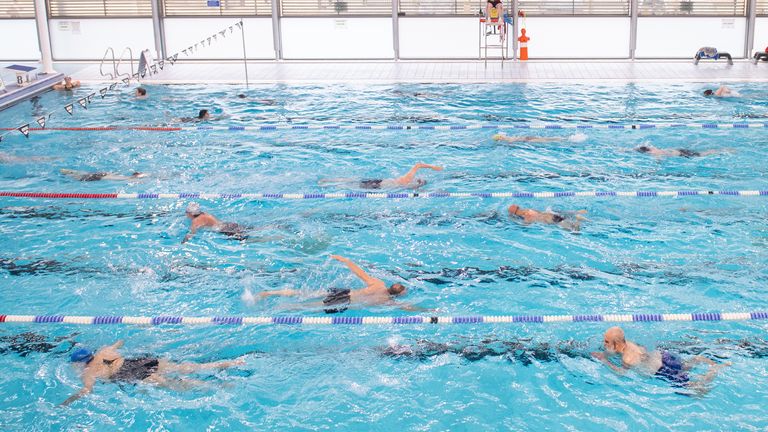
416, 163, 443, 171
181, 233, 192, 244
591, 351, 606, 360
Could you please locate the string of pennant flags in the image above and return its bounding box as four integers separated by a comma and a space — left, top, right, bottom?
0, 20, 244, 144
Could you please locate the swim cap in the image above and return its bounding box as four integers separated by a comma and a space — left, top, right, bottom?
508, 204, 520, 215
186, 202, 201, 215
70, 348, 94, 363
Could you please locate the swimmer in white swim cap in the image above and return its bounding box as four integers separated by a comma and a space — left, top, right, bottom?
183, 202, 248, 243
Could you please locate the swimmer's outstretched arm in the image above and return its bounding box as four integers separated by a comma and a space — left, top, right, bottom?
331, 255, 377, 284
61, 374, 95, 406
394, 162, 443, 185
182, 226, 197, 243
590, 351, 626, 374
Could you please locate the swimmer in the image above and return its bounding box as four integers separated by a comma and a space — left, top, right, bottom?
258, 254, 425, 313
52, 76, 80, 91
182, 202, 249, 243
179, 109, 213, 123
703, 85, 736, 97
508, 204, 586, 231
236, 94, 277, 105
635, 144, 725, 158
61, 340, 244, 406
60, 169, 148, 182
592, 327, 730, 395
135, 87, 147, 99
318, 162, 443, 190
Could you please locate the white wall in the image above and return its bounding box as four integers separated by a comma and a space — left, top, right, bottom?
0, 19, 40, 60
281, 18, 393, 59
399, 18, 481, 58
636, 17, 746, 58
519, 18, 630, 58
50, 18, 155, 60
755, 18, 768, 55
164, 18, 274, 59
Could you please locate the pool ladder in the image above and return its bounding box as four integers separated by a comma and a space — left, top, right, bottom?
99, 47, 135, 81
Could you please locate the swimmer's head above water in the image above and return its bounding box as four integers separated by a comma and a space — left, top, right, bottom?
508, 204, 522, 217
703, 89, 714, 96
185, 202, 203, 217
198, 109, 210, 120
636, 145, 652, 153
70, 348, 94, 364
388, 283, 407, 296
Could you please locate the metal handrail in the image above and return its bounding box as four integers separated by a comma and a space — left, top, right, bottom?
115, 47, 135, 80
98, 47, 117, 80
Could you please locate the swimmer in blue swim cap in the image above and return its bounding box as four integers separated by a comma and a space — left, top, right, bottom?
591, 327, 730, 396
62, 340, 245, 406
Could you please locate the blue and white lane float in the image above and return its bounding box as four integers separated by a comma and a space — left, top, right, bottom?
2, 312, 766, 326
1, 190, 767, 200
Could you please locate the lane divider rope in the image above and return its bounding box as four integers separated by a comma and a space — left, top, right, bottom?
1, 122, 767, 132
0, 312, 765, 326
0, 190, 767, 200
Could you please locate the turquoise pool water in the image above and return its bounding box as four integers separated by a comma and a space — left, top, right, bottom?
0, 83, 767, 430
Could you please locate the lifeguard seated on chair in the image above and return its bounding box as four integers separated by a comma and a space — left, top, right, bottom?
486, 0, 506, 41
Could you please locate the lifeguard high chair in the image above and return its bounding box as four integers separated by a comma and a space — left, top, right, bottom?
479, 9, 510, 67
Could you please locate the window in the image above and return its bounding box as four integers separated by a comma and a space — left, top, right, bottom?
280, 0, 392, 16
756, 0, 768, 15
164, 0, 272, 16
0, 0, 35, 18
398, 0, 482, 16
517, 0, 629, 15
48, 0, 152, 17
638, 0, 746, 15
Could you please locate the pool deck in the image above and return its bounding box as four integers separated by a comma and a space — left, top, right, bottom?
41, 60, 768, 84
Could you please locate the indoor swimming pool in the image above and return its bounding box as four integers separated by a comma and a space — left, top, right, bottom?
0, 82, 767, 430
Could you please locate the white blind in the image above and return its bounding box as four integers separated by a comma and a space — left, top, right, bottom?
280, 0, 392, 16
754, 0, 767, 14
164, 0, 272, 16
0, 0, 35, 17
518, 0, 629, 15
638, 0, 745, 15
48, 0, 152, 17
398, 0, 484, 15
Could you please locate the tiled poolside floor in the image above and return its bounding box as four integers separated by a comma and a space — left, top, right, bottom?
40, 60, 768, 84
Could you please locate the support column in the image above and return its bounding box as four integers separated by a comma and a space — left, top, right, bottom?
392, 0, 399, 60
629, 0, 638, 59
33, 0, 54, 73
511, 0, 518, 60
271, 0, 282, 59
150, 0, 166, 60
745, 0, 757, 58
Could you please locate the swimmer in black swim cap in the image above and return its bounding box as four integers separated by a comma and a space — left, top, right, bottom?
633, 144, 727, 158
60, 169, 148, 181
318, 162, 443, 190
61, 340, 245, 406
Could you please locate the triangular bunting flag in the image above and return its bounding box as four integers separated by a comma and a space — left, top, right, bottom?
140, 70, 146, 78
182, 49, 188, 56
100, 87, 108, 98
18, 124, 30, 138
172, 54, 178, 62
109, 83, 117, 91
207, 37, 212, 45
122, 77, 130, 86
188, 46, 193, 53
229, 25, 234, 33
78, 98, 88, 109
213, 34, 218, 41
194, 43, 199, 50
151, 64, 157, 74
87, 93, 94, 103
36, 116, 46, 129
65, 104, 74, 115
158, 60, 164, 70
